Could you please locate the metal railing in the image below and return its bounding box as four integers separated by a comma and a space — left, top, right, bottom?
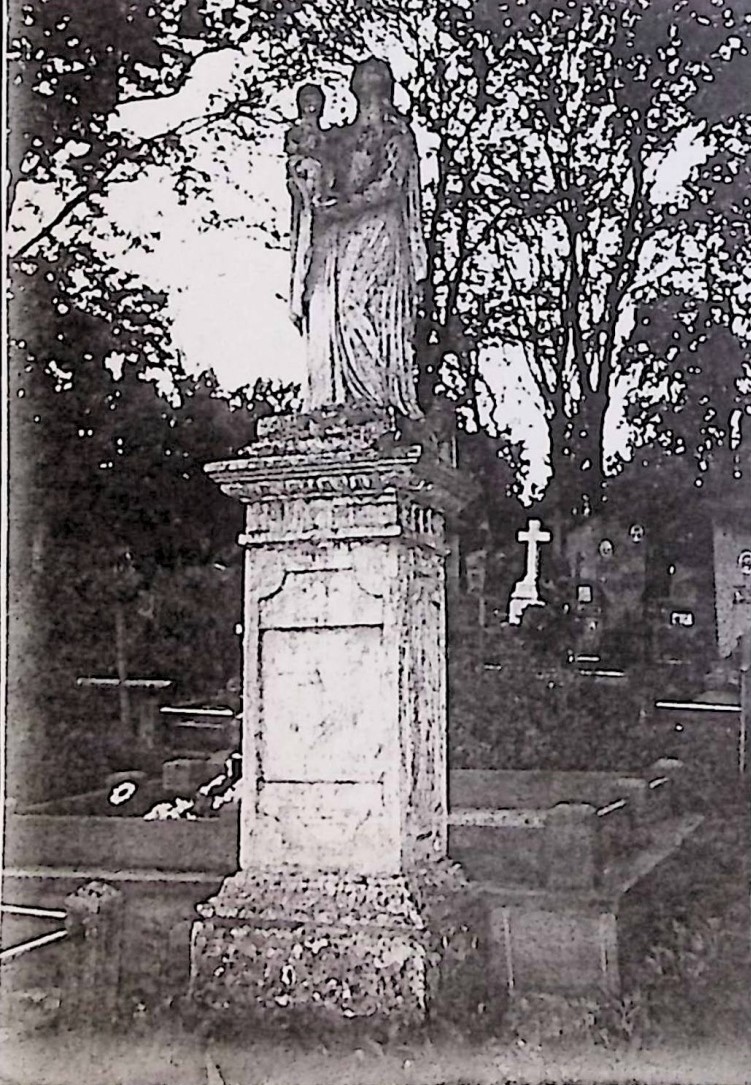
0, 903, 69, 964
1, 882, 125, 1028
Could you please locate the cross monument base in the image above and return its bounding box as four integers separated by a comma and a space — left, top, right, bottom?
508, 583, 545, 626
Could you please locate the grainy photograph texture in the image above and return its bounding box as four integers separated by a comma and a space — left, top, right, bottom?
2, 1, 750, 1083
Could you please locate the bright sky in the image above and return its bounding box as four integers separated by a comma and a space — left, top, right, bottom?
9, 36, 711, 499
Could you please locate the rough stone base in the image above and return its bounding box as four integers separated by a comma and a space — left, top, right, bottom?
189, 863, 495, 1026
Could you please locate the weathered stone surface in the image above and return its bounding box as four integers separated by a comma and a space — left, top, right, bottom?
231, 541, 447, 875
487, 903, 619, 996
205, 409, 472, 531
63, 881, 124, 1027
480, 812, 703, 997
203, 413, 474, 878
190, 863, 496, 1025
191, 410, 482, 1024
543, 803, 600, 891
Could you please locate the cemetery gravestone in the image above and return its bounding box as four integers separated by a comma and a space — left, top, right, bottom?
713, 520, 751, 774
63, 881, 124, 1028
189, 58, 485, 1026
508, 519, 551, 626
566, 518, 648, 662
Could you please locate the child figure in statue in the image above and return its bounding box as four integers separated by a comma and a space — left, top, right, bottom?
286, 84, 335, 331
285, 83, 325, 160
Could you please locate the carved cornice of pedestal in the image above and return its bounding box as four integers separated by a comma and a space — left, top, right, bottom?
205, 414, 475, 524
206, 445, 421, 499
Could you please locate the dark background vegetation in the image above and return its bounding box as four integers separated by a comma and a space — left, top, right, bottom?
6, 0, 751, 800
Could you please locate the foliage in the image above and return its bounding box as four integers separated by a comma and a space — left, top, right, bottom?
171, 0, 751, 510
6, 291, 288, 800
448, 597, 661, 771
9, 0, 751, 512
137, 562, 242, 698
7, 0, 269, 257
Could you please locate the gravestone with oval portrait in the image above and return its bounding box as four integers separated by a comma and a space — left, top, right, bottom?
713, 527, 751, 659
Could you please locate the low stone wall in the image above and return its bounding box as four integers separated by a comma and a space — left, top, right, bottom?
450, 764, 684, 816
449, 760, 686, 891
6, 764, 685, 884
19, 781, 166, 818
4, 813, 237, 873
479, 812, 703, 997
5, 763, 694, 1003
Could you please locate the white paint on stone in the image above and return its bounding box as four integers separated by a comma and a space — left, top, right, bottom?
508, 518, 552, 625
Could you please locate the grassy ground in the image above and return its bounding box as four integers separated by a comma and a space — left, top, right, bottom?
2, 780, 748, 1085
1, 1025, 750, 1085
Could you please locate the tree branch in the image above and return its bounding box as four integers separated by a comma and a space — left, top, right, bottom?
10, 98, 256, 262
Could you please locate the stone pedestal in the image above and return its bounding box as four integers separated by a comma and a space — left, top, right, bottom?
508, 580, 544, 626
190, 409, 484, 1023
191, 864, 488, 1024
63, 881, 124, 1027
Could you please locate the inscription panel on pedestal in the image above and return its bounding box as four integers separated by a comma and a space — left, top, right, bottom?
252, 557, 398, 871
260, 626, 387, 782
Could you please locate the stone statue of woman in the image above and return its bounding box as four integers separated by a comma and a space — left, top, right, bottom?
286, 58, 427, 419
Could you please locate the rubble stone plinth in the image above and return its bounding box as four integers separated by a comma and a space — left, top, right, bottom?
190, 862, 494, 1025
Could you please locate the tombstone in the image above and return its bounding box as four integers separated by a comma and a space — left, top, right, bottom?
508, 519, 551, 625
187, 58, 493, 1026
188, 408, 482, 1024
713, 519, 751, 774
566, 517, 649, 662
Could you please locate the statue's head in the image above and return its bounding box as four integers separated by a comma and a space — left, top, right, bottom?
296, 82, 324, 119
351, 57, 394, 107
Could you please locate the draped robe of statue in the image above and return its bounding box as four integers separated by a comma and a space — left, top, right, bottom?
288, 114, 427, 419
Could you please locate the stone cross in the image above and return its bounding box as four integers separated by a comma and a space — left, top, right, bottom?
76, 677, 173, 748
508, 517, 551, 625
